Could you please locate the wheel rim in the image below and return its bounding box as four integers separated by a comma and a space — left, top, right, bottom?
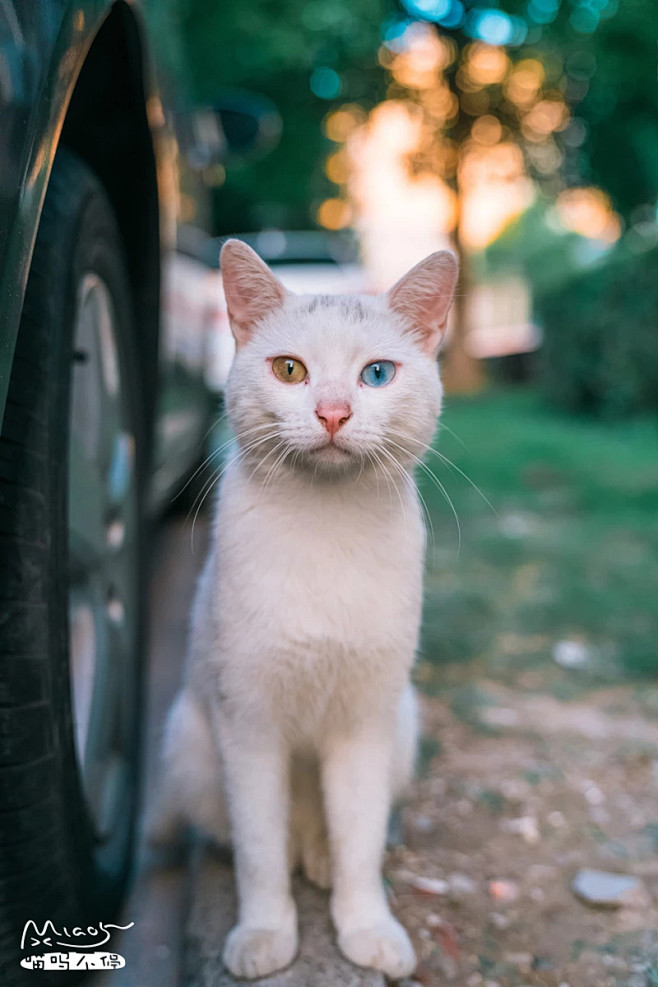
67, 273, 138, 842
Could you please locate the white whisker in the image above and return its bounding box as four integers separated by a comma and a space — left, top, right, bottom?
384, 435, 462, 556
189, 430, 278, 551
386, 426, 497, 518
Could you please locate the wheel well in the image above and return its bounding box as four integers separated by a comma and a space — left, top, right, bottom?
61, 1, 160, 455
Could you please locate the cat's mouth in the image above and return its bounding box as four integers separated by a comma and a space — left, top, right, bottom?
309, 439, 353, 461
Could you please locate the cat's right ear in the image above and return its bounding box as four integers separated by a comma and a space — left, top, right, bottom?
386, 250, 459, 356
220, 239, 287, 347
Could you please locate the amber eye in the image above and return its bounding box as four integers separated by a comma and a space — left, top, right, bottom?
271, 356, 308, 384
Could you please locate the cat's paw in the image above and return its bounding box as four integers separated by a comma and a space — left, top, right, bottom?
302, 837, 332, 889
223, 924, 298, 979
338, 916, 416, 979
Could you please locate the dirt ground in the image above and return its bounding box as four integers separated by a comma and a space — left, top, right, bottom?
388, 681, 658, 987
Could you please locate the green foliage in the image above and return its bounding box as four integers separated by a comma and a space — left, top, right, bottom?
421, 586, 496, 664
553, 0, 658, 222
157, 0, 392, 231
481, 199, 610, 296
505, 0, 658, 220
417, 390, 658, 687
536, 243, 658, 418
146, 0, 658, 232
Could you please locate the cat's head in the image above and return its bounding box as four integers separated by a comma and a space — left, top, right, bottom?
221, 239, 458, 480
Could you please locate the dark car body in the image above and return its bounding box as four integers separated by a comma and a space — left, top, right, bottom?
0, 0, 217, 506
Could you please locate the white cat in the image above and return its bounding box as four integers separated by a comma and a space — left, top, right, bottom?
151, 240, 458, 980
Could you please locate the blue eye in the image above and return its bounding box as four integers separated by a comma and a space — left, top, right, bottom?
360, 361, 396, 387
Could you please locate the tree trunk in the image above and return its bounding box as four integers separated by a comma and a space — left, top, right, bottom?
440, 198, 485, 394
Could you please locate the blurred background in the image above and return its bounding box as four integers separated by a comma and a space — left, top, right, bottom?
144, 0, 658, 689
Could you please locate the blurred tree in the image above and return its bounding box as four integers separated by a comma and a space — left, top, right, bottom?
145, 0, 657, 393
518, 0, 658, 224
391, 0, 658, 218
360, 15, 572, 390
344, 0, 657, 389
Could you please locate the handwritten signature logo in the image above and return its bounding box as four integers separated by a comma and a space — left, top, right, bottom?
20, 920, 134, 972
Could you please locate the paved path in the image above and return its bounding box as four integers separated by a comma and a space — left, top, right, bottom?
182, 842, 382, 987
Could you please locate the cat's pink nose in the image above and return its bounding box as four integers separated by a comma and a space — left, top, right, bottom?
315, 402, 352, 438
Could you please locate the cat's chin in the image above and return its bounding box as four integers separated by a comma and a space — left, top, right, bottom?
310, 442, 353, 465
294, 441, 361, 477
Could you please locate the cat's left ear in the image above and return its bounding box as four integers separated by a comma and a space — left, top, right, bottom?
386, 250, 459, 355
220, 239, 288, 347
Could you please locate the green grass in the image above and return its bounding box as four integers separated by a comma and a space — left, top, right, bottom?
416, 388, 658, 692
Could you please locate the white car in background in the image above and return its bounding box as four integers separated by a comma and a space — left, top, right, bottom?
205, 230, 369, 392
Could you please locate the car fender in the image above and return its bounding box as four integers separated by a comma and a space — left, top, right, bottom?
0, 2, 114, 427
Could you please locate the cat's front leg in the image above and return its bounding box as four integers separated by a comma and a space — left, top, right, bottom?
322, 720, 416, 979
216, 712, 298, 979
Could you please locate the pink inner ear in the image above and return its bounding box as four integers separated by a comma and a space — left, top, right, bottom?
220, 239, 287, 347
387, 250, 459, 353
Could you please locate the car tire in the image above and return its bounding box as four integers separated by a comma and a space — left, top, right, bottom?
0, 150, 146, 983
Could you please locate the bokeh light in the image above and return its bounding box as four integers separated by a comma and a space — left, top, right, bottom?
555, 187, 621, 242
401, 0, 465, 28
389, 24, 451, 89
323, 104, 367, 142
505, 59, 545, 106
316, 197, 352, 229
521, 98, 569, 141
310, 67, 342, 99
324, 149, 349, 184
527, 0, 560, 25
467, 9, 513, 46
465, 44, 510, 87
401, 0, 451, 21
471, 114, 503, 146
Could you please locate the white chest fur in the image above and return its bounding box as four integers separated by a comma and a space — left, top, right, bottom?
204, 462, 425, 728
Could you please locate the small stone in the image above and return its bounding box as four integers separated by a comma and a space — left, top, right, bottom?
553, 638, 592, 668
425, 912, 443, 928
501, 815, 540, 845
503, 951, 533, 971
602, 954, 628, 970
483, 707, 519, 727
413, 813, 434, 834
488, 879, 520, 903
532, 956, 554, 971
405, 873, 449, 895
439, 955, 458, 980
572, 868, 646, 908
490, 911, 510, 929
582, 780, 605, 805
548, 810, 566, 827
448, 872, 478, 896
500, 778, 530, 800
